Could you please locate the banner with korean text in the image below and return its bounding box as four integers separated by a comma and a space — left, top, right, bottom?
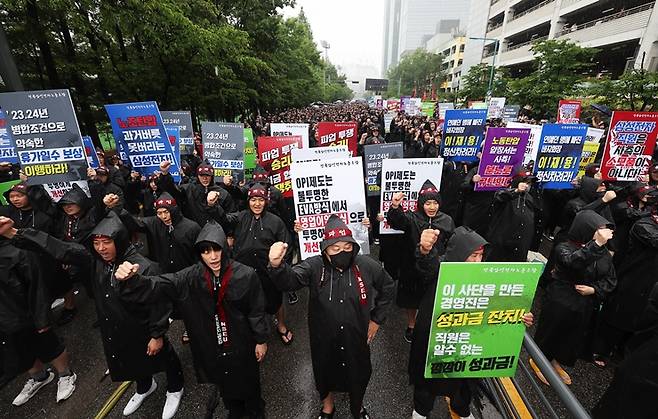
475, 127, 530, 191
270, 123, 310, 148
257, 136, 302, 198
557, 100, 582, 124
291, 157, 370, 260
600, 111, 658, 181
201, 121, 244, 181
0, 108, 18, 164
533, 123, 588, 189
424, 262, 541, 379
487, 97, 506, 119
316, 122, 358, 156
161, 111, 194, 155
243, 128, 256, 180
105, 101, 180, 183
442, 109, 487, 163
0, 89, 88, 185
506, 122, 542, 166
364, 143, 404, 197
291, 145, 350, 163
82, 136, 100, 169
379, 158, 444, 235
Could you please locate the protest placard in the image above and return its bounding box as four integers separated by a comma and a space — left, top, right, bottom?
0, 108, 18, 164
291, 157, 369, 260
105, 101, 181, 182
502, 105, 520, 123
600, 111, 658, 181
383, 112, 395, 134
438, 102, 454, 120
379, 158, 444, 235
291, 145, 350, 163
577, 142, 601, 177
0, 89, 88, 185
161, 111, 194, 155
82, 136, 100, 169
533, 123, 588, 189
243, 128, 256, 180
364, 143, 404, 197
387, 99, 400, 112
441, 109, 487, 163
421, 101, 436, 118
43, 180, 91, 202
270, 123, 310, 148
585, 127, 605, 144
475, 127, 530, 191
424, 262, 541, 379
257, 136, 302, 198
557, 100, 582, 124
316, 122, 358, 156
165, 126, 181, 169
201, 121, 245, 181
487, 97, 506, 119
507, 122, 543, 166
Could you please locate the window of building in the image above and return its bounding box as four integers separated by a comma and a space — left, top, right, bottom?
459, 44, 465, 53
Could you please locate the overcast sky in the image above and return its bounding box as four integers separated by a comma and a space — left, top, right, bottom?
282, 0, 384, 77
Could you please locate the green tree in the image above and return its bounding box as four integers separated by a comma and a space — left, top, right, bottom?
588, 68, 658, 111
507, 39, 598, 119
458, 63, 509, 103
322, 62, 354, 102
385, 49, 444, 97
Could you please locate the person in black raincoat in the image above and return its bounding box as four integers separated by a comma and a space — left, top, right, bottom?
121, 192, 201, 274
226, 165, 289, 221
0, 221, 77, 406
409, 226, 535, 419
460, 166, 495, 237
531, 210, 617, 385
208, 183, 294, 345
87, 166, 125, 213
0, 213, 185, 418
385, 180, 455, 342
115, 222, 270, 419
592, 282, 658, 419
593, 193, 658, 365
267, 215, 395, 419
440, 160, 469, 223
0, 182, 56, 232
486, 169, 539, 262
159, 162, 235, 227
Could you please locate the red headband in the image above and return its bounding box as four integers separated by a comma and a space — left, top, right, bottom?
155, 197, 176, 208
419, 187, 438, 195
253, 173, 269, 181
324, 228, 352, 240
197, 166, 213, 176
248, 188, 267, 199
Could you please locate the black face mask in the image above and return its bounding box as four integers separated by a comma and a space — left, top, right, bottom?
330, 250, 353, 270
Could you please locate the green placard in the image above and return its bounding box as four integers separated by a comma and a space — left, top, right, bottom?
0, 179, 22, 205
243, 128, 256, 180
425, 262, 541, 379
421, 101, 436, 117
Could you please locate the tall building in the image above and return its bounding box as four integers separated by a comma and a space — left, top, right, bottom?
381, 0, 471, 76
478, 0, 658, 76
426, 36, 467, 92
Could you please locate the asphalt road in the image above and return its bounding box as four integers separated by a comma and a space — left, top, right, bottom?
0, 244, 613, 419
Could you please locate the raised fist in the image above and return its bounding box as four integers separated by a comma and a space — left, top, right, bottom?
419, 229, 441, 255
159, 160, 171, 174
391, 192, 404, 208
223, 175, 233, 186
268, 242, 288, 268
602, 190, 616, 203
115, 261, 140, 281
207, 190, 220, 206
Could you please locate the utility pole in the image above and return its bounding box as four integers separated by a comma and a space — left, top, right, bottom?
0, 24, 24, 91
469, 36, 499, 101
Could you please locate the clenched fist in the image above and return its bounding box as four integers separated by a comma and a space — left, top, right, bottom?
103, 194, 120, 209
159, 160, 171, 174
391, 192, 404, 209
269, 242, 288, 268
223, 175, 233, 186
115, 261, 140, 281
207, 190, 220, 206
419, 229, 441, 255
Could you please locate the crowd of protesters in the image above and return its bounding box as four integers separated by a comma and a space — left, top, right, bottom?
0, 100, 655, 419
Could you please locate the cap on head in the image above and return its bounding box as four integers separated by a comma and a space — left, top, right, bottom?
197, 164, 214, 176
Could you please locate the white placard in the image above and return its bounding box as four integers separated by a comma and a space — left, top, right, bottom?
507, 122, 543, 165
270, 123, 310, 149
291, 145, 350, 163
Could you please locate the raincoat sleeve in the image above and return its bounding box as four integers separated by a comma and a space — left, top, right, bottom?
19, 250, 52, 330
267, 257, 319, 291
118, 266, 197, 304
555, 240, 608, 272
244, 269, 270, 344
12, 228, 93, 267
369, 261, 395, 325
386, 205, 409, 231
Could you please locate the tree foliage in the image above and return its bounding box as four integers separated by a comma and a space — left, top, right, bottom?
588, 69, 658, 112
385, 49, 444, 97
458, 63, 508, 103
0, 1, 347, 140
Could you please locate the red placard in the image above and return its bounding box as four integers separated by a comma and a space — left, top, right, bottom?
600, 111, 658, 181
557, 100, 582, 124
316, 122, 358, 156
257, 135, 302, 198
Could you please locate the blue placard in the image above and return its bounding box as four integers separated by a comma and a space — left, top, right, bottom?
441, 109, 488, 162
104, 101, 180, 183
165, 126, 181, 171
82, 135, 100, 169
0, 108, 18, 164
533, 123, 588, 189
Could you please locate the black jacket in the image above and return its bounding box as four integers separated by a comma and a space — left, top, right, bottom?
487, 187, 538, 261
12, 215, 169, 381
119, 223, 270, 399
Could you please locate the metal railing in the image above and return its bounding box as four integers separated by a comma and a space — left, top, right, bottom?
508, 0, 555, 22
504, 35, 548, 52
488, 21, 504, 32
555, 2, 655, 37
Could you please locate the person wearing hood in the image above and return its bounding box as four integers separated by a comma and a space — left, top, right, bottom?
440, 160, 469, 223
87, 166, 125, 214
114, 222, 270, 419
383, 180, 455, 343
486, 168, 540, 262
0, 219, 77, 407
267, 215, 395, 419
592, 282, 658, 419
460, 164, 495, 238
531, 210, 616, 385
208, 183, 294, 345
230, 165, 288, 220
409, 226, 534, 419
0, 213, 184, 419
557, 177, 615, 243
0, 182, 56, 232
592, 191, 658, 367
158, 161, 236, 227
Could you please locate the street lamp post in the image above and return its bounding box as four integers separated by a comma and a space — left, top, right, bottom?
469, 36, 500, 99
320, 40, 330, 98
